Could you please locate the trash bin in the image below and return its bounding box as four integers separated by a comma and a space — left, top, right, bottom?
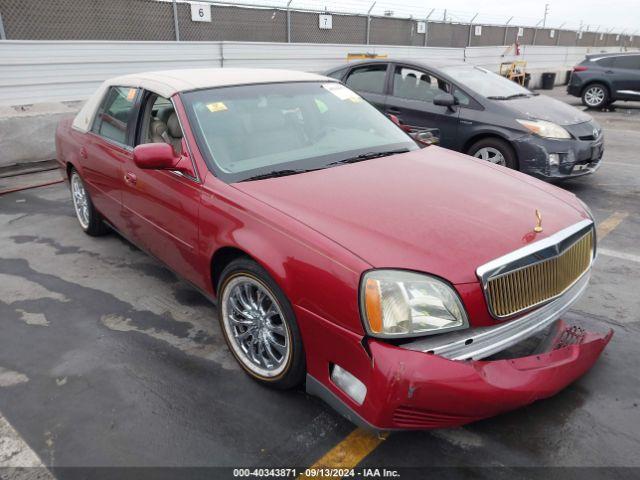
524, 73, 531, 89
541, 72, 556, 90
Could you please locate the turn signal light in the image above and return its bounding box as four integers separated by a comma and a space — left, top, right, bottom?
364, 278, 383, 333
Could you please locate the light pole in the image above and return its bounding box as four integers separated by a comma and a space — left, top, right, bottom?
543, 3, 550, 28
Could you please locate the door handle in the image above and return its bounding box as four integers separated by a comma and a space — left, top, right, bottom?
79, 147, 88, 160
124, 172, 137, 185
605, 70, 614, 74
387, 107, 401, 114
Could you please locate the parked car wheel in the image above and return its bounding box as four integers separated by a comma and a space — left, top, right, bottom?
69, 169, 109, 236
582, 83, 609, 109
468, 138, 517, 169
217, 257, 305, 389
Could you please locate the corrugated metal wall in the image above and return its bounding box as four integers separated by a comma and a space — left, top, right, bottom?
0, 40, 628, 106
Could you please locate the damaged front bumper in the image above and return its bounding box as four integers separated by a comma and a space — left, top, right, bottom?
513, 132, 604, 180
305, 273, 612, 430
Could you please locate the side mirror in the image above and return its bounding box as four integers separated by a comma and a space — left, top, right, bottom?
433, 93, 457, 110
133, 143, 180, 170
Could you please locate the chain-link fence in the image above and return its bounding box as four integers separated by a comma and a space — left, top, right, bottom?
0, 0, 637, 48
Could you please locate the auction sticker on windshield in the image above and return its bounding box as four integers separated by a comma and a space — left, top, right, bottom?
322, 83, 363, 102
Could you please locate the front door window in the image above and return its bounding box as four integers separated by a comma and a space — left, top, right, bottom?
392, 67, 449, 102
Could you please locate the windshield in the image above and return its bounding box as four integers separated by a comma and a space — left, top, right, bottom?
441, 66, 533, 99
181, 81, 417, 182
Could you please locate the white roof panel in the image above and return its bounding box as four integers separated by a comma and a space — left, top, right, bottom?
73, 68, 333, 133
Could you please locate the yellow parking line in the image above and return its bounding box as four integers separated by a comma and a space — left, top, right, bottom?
597, 211, 628, 240
298, 428, 388, 479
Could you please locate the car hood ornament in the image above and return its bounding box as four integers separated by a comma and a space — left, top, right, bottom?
534, 209, 543, 233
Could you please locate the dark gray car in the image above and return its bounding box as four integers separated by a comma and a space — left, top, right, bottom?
325, 60, 603, 180
567, 52, 640, 108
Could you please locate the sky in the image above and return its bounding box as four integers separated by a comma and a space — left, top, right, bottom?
225, 0, 640, 33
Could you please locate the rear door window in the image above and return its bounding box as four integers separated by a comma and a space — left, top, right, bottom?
344, 64, 388, 94
92, 86, 139, 145
613, 55, 640, 70
392, 66, 450, 102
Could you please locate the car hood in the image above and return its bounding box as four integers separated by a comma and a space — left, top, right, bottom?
233, 147, 588, 284
497, 94, 592, 126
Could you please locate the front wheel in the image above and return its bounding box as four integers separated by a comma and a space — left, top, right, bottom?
70, 168, 109, 236
217, 258, 305, 389
582, 83, 609, 109
468, 138, 518, 169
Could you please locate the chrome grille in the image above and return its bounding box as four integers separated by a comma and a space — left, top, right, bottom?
487, 230, 593, 318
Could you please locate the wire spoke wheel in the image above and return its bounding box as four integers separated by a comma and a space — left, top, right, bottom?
221, 275, 291, 378
71, 172, 90, 229
473, 146, 506, 166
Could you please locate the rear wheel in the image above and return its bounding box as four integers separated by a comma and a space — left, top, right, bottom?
69, 169, 109, 236
582, 83, 609, 109
468, 138, 517, 169
217, 258, 305, 389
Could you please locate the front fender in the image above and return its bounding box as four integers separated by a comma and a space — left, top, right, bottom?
199, 179, 370, 336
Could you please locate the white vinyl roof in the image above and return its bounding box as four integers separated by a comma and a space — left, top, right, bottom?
73, 68, 332, 132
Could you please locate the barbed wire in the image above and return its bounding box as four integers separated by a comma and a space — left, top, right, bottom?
203, 0, 632, 32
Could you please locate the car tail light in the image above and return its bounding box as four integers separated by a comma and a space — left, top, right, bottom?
573, 66, 589, 72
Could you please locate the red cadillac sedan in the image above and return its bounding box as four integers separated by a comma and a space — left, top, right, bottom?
55, 68, 611, 430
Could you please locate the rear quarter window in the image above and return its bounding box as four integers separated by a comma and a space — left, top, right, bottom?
92, 86, 138, 145
345, 64, 388, 94
594, 57, 614, 67
326, 67, 349, 81
612, 55, 640, 70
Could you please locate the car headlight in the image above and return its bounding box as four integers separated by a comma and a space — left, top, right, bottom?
360, 270, 468, 338
516, 119, 571, 139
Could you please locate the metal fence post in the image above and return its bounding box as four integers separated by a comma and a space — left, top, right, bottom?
556, 23, 565, 46
0, 13, 6, 40
467, 13, 478, 47
532, 20, 542, 45
424, 9, 434, 47
503, 17, 513, 45
366, 2, 375, 45
171, 0, 180, 41
286, 0, 293, 43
